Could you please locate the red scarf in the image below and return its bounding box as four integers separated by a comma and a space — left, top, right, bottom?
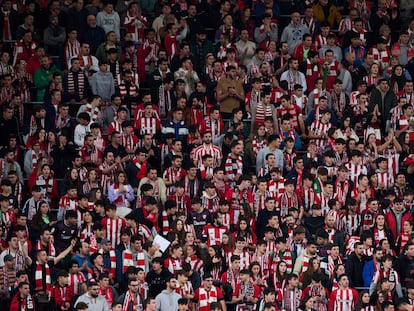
99, 249, 116, 277
36, 241, 56, 257
78, 54, 93, 68
35, 262, 51, 294
122, 290, 140, 311
349, 45, 365, 60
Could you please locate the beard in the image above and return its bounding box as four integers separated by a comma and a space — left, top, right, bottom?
91, 292, 99, 298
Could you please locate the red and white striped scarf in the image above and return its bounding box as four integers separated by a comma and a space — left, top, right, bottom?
68, 272, 86, 296
122, 290, 140, 311
339, 18, 352, 33
99, 286, 114, 307
268, 179, 285, 200
122, 249, 145, 273
349, 45, 365, 60
31, 149, 42, 170
301, 187, 316, 212
65, 40, 81, 63
302, 17, 315, 35
224, 155, 243, 183
35, 241, 56, 258
363, 74, 379, 87
281, 286, 301, 311
253, 191, 269, 217
99, 249, 116, 277
161, 210, 170, 236
251, 252, 270, 278
165, 257, 183, 274
78, 54, 93, 68
89, 234, 98, 253
279, 192, 299, 218
306, 59, 319, 77
328, 255, 343, 277
225, 268, 239, 290
331, 91, 346, 114
35, 262, 51, 294
67, 70, 85, 98
55, 114, 70, 130
273, 249, 294, 274
287, 70, 300, 93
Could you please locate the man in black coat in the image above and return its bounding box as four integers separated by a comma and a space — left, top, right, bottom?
394, 242, 414, 286
345, 241, 366, 287
256, 197, 278, 239
0, 0, 19, 41
0, 105, 22, 148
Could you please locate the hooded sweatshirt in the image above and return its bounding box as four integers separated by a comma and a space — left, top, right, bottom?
155, 289, 181, 311
96, 10, 120, 40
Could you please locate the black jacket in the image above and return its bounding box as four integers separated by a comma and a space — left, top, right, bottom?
345, 252, 366, 287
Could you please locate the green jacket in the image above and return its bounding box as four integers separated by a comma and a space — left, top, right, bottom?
33, 65, 61, 102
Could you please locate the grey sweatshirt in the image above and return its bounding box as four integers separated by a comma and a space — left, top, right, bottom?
75, 293, 110, 311
280, 23, 310, 54
90, 71, 116, 101
155, 289, 181, 311
96, 10, 120, 40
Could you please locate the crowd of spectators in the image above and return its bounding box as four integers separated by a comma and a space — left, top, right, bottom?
3, 0, 414, 311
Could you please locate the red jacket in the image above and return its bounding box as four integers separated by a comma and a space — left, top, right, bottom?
10, 292, 35, 311
385, 209, 411, 241
50, 284, 74, 308
293, 43, 317, 63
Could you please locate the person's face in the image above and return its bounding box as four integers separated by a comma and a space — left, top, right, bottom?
105, 152, 115, 164
240, 30, 249, 41
232, 144, 243, 156
394, 202, 404, 212
290, 60, 299, 70
89, 285, 100, 297
304, 36, 312, 47
289, 277, 299, 287
222, 0, 230, 12
405, 82, 414, 93
407, 245, 414, 257
19, 284, 30, 297
68, 189, 78, 198
328, 81, 342, 93
223, 14, 232, 26
291, 12, 301, 24
379, 80, 389, 92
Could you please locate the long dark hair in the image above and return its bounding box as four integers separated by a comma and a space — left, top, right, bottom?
299, 295, 313, 311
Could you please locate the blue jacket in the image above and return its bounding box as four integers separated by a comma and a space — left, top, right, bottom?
362, 259, 375, 287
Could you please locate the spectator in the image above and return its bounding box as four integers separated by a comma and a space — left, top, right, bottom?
43, 15, 66, 57
345, 241, 366, 287
97, 3, 121, 41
